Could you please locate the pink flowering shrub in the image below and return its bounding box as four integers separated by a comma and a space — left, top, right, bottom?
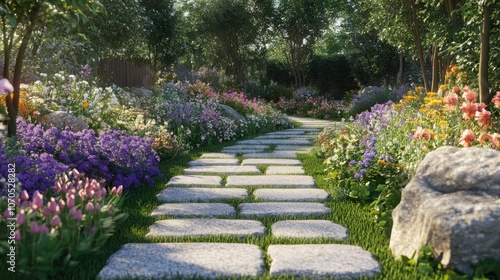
0, 170, 127, 278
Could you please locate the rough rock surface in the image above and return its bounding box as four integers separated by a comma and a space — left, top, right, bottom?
390, 146, 500, 275
42, 111, 88, 132
218, 104, 247, 123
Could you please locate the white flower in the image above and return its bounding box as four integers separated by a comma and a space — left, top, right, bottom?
68, 75, 76, 81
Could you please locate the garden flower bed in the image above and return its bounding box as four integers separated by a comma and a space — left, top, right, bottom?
0, 70, 293, 278
316, 84, 500, 229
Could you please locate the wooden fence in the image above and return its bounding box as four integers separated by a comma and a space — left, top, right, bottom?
98, 58, 154, 89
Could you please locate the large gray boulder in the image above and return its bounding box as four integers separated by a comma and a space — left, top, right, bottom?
42, 111, 89, 132
390, 146, 500, 275
218, 104, 247, 123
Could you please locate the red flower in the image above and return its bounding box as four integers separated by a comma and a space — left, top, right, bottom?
475, 108, 491, 128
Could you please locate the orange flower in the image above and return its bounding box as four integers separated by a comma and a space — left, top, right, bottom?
82, 101, 89, 109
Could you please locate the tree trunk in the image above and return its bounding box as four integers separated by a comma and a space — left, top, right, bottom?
408, 1, 430, 92
396, 52, 404, 86
431, 45, 440, 92
479, 3, 491, 104
7, 10, 38, 136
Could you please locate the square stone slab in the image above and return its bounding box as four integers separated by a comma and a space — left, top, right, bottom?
184, 166, 262, 175
266, 166, 305, 175
265, 131, 306, 135
199, 153, 236, 159
157, 188, 248, 202
241, 159, 302, 166
221, 149, 266, 154
223, 144, 270, 150
237, 139, 312, 145
274, 145, 313, 152
238, 202, 331, 217
98, 243, 264, 279
146, 219, 266, 238
271, 220, 348, 239
267, 244, 381, 278
166, 175, 223, 188
151, 203, 236, 218
253, 189, 328, 201
242, 151, 297, 159
188, 159, 240, 166
226, 175, 316, 188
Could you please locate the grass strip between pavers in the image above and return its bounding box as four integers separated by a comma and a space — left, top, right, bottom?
54, 126, 433, 280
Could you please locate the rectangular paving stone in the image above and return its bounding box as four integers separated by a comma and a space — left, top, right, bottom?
266, 166, 305, 175
237, 139, 312, 145
226, 175, 315, 188
241, 159, 303, 166
242, 151, 298, 159
255, 135, 313, 139
264, 131, 307, 135
267, 244, 380, 278
238, 202, 331, 217
151, 203, 236, 218
188, 159, 240, 166
146, 219, 265, 238
221, 149, 266, 154
199, 153, 236, 159
274, 145, 313, 152
271, 220, 348, 239
157, 188, 248, 202
253, 189, 328, 201
184, 166, 262, 175
166, 175, 222, 188
98, 243, 264, 279
223, 144, 270, 150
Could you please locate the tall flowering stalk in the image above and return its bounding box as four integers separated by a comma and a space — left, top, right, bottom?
0, 170, 127, 278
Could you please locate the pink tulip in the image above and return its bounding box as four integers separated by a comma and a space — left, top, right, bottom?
14, 230, 21, 241
459, 129, 475, 147
69, 207, 77, 216
116, 185, 123, 195
72, 169, 80, 178
39, 224, 49, 234
50, 215, 61, 227
30, 222, 40, 234
85, 202, 94, 212
16, 210, 25, 225
0, 78, 14, 95
66, 194, 75, 208
59, 199, 66, 208
100, 188, 107, 197
55, 181, 62, 192
90, 226, 96, 234
74, 210, 83, 221
110, 187, 117, 195
95, 203, 101, 212
42, 206, 52, 217
20, 190, 29, 201
48, 199, 60, 214
32, 190, 44, 210
3, 208, 12, 219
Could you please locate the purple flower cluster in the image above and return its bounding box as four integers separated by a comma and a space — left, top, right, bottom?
348, 86, 408, 116
4, 119, 163, 194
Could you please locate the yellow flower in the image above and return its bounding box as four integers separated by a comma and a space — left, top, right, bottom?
379, 159, 387, 165
21, 90, 27, 96
426, 92, 438, 97
439, 84, 447, 91
82, 101, 89, 109
439, 121, 448, 127
415, 86, 424, 91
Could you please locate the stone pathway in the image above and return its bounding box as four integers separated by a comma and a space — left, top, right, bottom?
98, 117, 380, 279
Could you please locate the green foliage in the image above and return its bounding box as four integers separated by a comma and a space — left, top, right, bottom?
309, 54, 358, 99
0, 170, 127, 279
